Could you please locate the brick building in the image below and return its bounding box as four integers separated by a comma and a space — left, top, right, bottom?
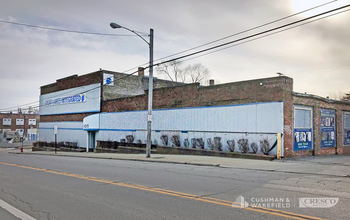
39, 69, 350, 158
0, 113, 40, 140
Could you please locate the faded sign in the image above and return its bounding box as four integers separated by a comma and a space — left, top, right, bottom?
44, 93, 86, 106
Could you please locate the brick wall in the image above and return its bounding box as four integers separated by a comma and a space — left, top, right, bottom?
103, 76, 294, 112
40, 113, 93, 122
289, 94, 350, 157
41, 71, 102, 95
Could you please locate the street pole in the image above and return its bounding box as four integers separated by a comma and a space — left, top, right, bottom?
21, 114, 25, 151
146, 29, 154, 158
110, 23, 154, 158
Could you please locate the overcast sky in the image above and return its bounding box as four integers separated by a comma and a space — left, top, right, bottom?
1, 0, 349, 112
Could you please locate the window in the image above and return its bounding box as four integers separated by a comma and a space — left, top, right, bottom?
2, 129, 11, 133
344, 112, 350, 128
29, 119, 36, 126
2, 118, 11, 125
294, 108, 312, 128
16, 119, 24, 125
293, 106, 313, 151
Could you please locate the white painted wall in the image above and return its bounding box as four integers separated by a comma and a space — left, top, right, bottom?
83, 102, 284, 155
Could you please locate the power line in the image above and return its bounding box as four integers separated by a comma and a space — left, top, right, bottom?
0, 20, 148, 37
155, 4, 350, 66
2, 3, 349, 112
153, 0, 338, 63
120, 0, 338, 74
180, 8, 350, 63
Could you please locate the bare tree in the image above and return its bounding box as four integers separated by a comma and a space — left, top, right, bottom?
328, 91, 346, 100
184, 63, 210, 85
342, 92, 350, 101
156, 61, 211, 85
156, 60, 184, 82
32, 108, 39, 114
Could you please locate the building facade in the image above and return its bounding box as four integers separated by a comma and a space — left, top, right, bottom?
39, 69, 350, 158
0, 113, 40, 140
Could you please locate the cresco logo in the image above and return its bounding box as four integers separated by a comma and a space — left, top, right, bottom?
299, 198, 339, 208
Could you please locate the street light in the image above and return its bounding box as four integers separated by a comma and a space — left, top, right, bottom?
110, 22, 154, 158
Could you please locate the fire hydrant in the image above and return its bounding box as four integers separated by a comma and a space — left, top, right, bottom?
20, 147, 23, 152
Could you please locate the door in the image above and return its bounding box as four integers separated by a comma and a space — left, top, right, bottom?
88, 131, 96, 152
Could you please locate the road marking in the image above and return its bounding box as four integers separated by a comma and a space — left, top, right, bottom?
0, 198, 36, 220
0, 161, 325, 220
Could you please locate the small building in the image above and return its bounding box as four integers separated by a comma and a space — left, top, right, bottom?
39, 69, 350, 158
0, 112, 40, 140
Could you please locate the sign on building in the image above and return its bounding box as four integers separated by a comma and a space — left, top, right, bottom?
320, 109, 336, 148
44, 93, 86, 106
103, 73, 114, 86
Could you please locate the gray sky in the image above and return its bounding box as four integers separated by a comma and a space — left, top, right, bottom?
1, 0, 350, 112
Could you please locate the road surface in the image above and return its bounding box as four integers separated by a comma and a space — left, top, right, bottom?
0, 150, 349, 219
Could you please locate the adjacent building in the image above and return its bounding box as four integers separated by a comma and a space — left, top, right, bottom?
39, 69, 350, 158
0, 113, 40, 140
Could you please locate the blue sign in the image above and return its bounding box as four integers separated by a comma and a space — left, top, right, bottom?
320, 109, 336, 148
293, 128, 313, 151
44, 93, 86, 106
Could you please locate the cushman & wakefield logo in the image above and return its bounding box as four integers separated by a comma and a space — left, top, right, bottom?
235, 196, 339, 209
299, 197, 339, 208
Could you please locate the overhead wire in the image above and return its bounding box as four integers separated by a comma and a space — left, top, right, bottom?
180, 8, 350, 63
1, 2, 349, 112
0, 20, 148, 37
155, 4, 350, 66
120, 0, 338, 74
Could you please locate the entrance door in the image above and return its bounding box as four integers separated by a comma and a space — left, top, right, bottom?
88, 131, 96, 152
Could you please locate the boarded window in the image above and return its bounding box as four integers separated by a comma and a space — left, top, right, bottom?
29, 119, 36, 126
16, 119, 24, 125
2, 118, 11, 125
294, 108, 312, 128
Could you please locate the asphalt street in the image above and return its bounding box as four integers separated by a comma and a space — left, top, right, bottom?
0, 150, 349, 220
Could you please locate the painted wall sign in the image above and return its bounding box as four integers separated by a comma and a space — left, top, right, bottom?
294, 128, 313, 150
103, 73, 114, 86
320, 109, 336, 148
44, 93, 86, 106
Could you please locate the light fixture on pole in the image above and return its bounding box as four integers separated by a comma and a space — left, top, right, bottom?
110, 22, 153, 158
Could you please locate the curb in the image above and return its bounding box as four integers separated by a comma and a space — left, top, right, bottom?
8, 152, 350, 177
8, 152, 220, 167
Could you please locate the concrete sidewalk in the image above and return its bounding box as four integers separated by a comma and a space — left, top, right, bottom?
5, 147, 350, 177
